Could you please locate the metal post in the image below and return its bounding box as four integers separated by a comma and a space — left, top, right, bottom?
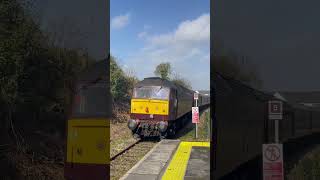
195, 99, 198, 139
275, 119, 279, 143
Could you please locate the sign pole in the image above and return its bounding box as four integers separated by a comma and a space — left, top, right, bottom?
263, 100, 284, 180
193, 92, 199, 139
275, 119, 279, 143
195, 98, 198, 139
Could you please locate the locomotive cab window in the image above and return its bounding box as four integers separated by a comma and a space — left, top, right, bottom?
72, 82, 108, 118
133, 86, 170, 100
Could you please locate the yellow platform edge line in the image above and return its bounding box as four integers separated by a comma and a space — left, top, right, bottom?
162, 141, 210, 180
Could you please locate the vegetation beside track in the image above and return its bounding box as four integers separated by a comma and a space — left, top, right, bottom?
110, 114, 137, 158
0, 0, 95, 178
287, 145, 320, 180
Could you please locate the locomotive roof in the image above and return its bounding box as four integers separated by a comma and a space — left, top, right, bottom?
135, 77, 194, 93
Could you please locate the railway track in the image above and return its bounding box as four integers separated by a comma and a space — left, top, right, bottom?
110, 139, 158, 180
110, 139, 142, 161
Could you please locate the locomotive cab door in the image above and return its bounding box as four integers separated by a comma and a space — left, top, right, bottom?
170, 89, 178, 120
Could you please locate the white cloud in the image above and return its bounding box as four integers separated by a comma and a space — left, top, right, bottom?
143, 25, 151, 30
147, 13, 209, 47
137, 25, 152, 39
138, 31, 148, 38
125, 13, 210, 90
111, 13, 130, 29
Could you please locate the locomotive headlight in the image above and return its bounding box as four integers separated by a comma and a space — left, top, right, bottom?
158, 121, 168, 132
128, 119, 138, 130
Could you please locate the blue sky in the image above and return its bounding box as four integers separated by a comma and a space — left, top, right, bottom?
111, 0, 210, 90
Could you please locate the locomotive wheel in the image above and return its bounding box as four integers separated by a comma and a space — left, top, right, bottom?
167, 126, 176, 138
160, 135, 166, 140
160, 132, 167, 140
133, 133, 141, 139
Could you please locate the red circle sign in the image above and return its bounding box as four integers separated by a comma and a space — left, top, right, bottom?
264, 145, 280, 161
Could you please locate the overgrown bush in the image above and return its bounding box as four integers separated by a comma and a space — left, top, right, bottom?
0, 0, 93, 141
110, 55, 138, 108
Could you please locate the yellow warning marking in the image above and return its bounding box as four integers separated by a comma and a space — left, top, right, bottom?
131, 99, 169, 115
162, 141, 210, 180
66, 119, 110, 164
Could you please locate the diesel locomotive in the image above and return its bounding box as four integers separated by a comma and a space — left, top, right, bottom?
127, 77, 210, 139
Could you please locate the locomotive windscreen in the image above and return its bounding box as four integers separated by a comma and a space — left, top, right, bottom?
71, 82, 108, 117
133, 86, 169, 100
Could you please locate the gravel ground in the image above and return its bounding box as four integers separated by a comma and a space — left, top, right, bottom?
110, 141, 158, 180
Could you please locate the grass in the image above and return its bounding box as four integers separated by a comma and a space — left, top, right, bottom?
287, 146, 320, 180
179, 108, 211, 142
110, 120, 137, 158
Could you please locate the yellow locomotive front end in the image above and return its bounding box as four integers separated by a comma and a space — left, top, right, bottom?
128, 85, 172, 138
65, 81, 110, 180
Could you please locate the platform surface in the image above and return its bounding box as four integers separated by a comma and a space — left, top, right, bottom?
120, 140, 210, 180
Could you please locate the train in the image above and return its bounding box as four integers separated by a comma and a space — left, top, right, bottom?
127, 77, 210, 139
213, 72, 320, 179
65, 60, 110, 180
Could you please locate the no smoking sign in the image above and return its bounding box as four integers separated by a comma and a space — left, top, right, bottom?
264, 145, 280, 161
263, 144, 284, 180
192, 107, 199, 124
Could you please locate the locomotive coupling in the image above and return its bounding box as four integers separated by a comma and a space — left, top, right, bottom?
158, 121, 168, 132
128, 119, 139, 130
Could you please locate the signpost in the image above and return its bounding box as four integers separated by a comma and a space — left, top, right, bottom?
268, 100, 283, 143
192, 107, 199, 124
194, 92, 199, 101
263, 100, 284, 180
193, 92, 199, 138
262, 144, 284, 180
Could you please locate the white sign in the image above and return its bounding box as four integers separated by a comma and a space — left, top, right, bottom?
194, 93, 199, 100
263, 144, 284, 180
268, 101, 283, 120
192, 107, 199, 123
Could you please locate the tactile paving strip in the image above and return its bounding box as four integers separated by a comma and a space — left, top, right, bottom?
162, 142, 210, 180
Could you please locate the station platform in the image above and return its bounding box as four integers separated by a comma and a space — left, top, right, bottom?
120, 140, 210, 180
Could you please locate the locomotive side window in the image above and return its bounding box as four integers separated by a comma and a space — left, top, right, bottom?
133, 86, 169, 100
72, 82, 108, 117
